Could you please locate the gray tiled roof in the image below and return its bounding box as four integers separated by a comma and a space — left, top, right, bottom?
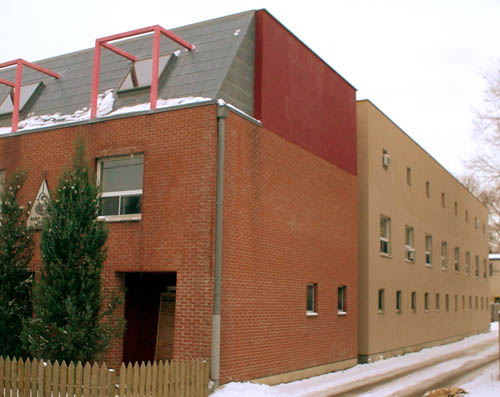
0, 10, 256, 128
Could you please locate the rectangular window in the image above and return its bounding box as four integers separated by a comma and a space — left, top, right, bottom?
425, 235, 432, 266
446, 294, 449, 312
481, 297, 484, 310
469, 296, 472, 309
405, 226, 415, 262
338, 285, 346, 314
466, 252, 471, 274
411, 291, 417, 312
426, 181, 430, 198
396, 290, 402, 313
441, 192, 446, 208
378, 289, 385, 313
465, 210, 469, 222
441, 242, 447, 270
436, 293, 440, 311
406, 167, 412, 185
424, 292, 429, 312
454, 247, 460, 272
462, 295, 465, 309
483, 259, 487, 279
98, 154, 144, 217
475, 296, 478, 309
454, 202, 458, 216
454, 295, 458, 311
382, 149, 391, 168
490, 262, 494, 277
475, 217, 478, 229
475, 255, 479, 277
306, 283, 317, 314
380, 216, 391, 255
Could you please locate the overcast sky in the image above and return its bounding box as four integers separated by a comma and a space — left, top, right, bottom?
2, 0, 499, 176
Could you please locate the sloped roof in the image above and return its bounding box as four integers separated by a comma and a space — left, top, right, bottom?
0, 10, 255, 129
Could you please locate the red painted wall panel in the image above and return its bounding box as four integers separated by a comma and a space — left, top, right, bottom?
254, 10, 357, 175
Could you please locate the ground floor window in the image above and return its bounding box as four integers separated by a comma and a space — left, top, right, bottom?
337, 285, 347, 314
306, 283, 317, 315
378, 289, 385, 313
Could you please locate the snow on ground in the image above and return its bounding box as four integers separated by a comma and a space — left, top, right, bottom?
0, 92, 211, 135
212, 322, 500, 397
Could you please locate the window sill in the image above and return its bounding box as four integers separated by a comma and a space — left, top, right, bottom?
306, 312, 318, 317
380, 253, 392, 259
98, 214, 142, 223
378, 310, 384, 314
337, 311, 347, 316
425, 264, 433, 268
441, 268, 448, 272
405, 259, 415, 264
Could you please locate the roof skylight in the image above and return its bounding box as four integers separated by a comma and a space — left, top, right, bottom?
118, 54, 176, 92
0, 82, 43, 116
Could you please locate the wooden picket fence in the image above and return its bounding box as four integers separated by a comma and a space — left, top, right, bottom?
0, 356, 210, 396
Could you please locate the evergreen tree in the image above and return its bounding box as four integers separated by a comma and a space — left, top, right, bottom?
22, 142, 123, 362
0, 170, 34, 358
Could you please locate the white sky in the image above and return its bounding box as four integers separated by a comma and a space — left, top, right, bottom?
2, 0, 499, 176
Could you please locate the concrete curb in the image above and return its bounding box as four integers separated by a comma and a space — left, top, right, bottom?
313, 335, 497, 397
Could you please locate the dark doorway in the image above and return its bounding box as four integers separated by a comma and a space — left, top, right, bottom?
122, 272, 176, 364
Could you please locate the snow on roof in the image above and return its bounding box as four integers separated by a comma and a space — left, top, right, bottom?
0, 91, 211, 135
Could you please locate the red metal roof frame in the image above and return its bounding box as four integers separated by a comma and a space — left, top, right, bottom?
0, 59, 60, 132
90, 25, 195, 119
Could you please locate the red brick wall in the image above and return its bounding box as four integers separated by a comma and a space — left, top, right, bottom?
254, 10, 357, 176
220, 112, 358, 382
0, 106, 217, 368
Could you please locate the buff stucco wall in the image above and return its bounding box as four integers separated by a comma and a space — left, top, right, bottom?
489, 257, 500, 301
357, 100, 490, 362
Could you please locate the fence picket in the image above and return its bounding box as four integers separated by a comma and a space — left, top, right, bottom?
98, 363, 107, 397
17, 357, 24, 393
119, 363, 126, 397
23, 358, 31, 397
126, 363, 133, 397
0, 356, 4, 397
5, 357, 11, 397
31, 359, 38, 397
83, 362, 91, 397
139, 362, 146, 395
91, 362, 99, 397
145, 361, 152, 396
37, 360, 44, 397
162, 360, 170, 397
68, 362, 76, 397
45, 361, 52, 396
53, 361, 60, 397
107, 368, 116, 397
11, 357, 18, 397
60, 361, 68, 397
169, 361, 176, 396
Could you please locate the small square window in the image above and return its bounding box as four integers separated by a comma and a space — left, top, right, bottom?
411, 291, 417, 312
306, 283, 317, 314
98, 154, 144, 217
380, 216, 391, 255
425, 235, 432, 266
378, 289, 385, 313
406, 167, 412, 185
338, 285, 347, 314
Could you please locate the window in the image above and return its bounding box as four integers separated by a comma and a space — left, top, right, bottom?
426, 181, 430, 198
475, 255, 479, 277
411, 291, 417, 312
446, 294, 449, 312
465, 210, 469, 222
475, 296, 478, 309
475, 217, 478, 229
454, 202, 458, 216
483, 259, 487, 279
491, 262, 494, 277
436, 293, 440, 311
481, 297, 484, 310
0, 82, 43, 116
454, 247, 460, 272
380, 216, 391, 255
406, 167, 412, 185
338, 285, 346, 314
405, 226, 415, 262
119, 54, 176, 92
424, 292, 429, 312
306, 283, 317, 315
441, 193, 446, 208
462, 295, 465, 309
469, 296, 472, 309
382, 149, 391, 168
98, 154, 144, 217
396, 290, 402, 313
483, 223, 486, 234
441, 242, 447, 270
466, 252, 471, 274
455, 295, 458, 311
378, 289, 385, 313
425, 235, 432, 266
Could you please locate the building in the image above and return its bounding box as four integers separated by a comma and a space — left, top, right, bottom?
489, 254, 500, 303
357, 100, 490, 362
0, 10, 358, 385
